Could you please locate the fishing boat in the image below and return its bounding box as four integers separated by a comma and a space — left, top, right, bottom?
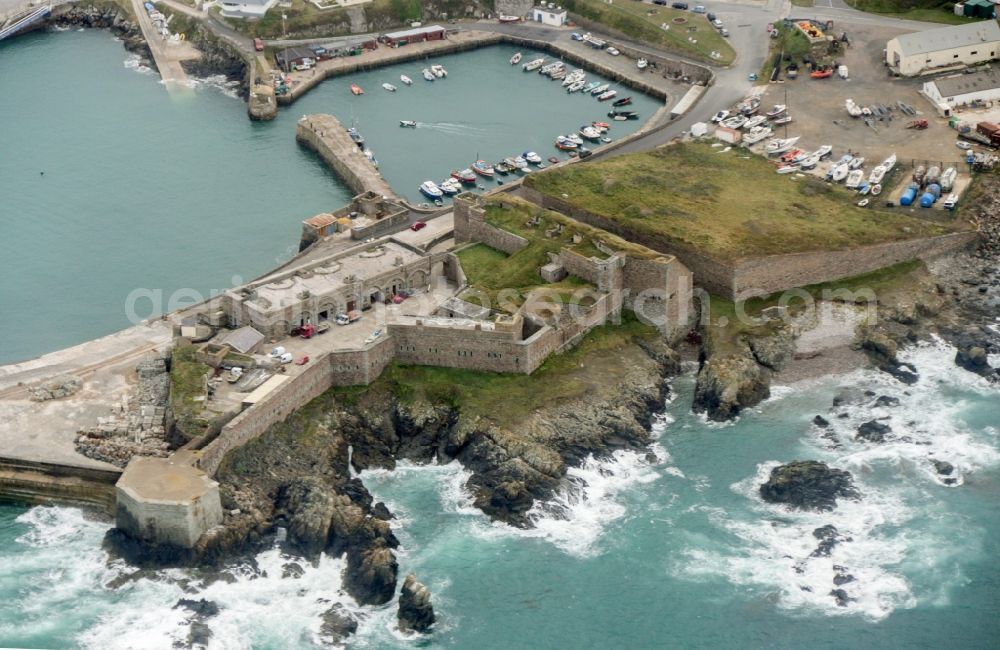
743, 126, 772, 145
776, 164, 797, 174
579, 125, 602, 140
399, 120, 417, 128
814, 144, 833, 159
592, 121, 610, 131
472, 160, 495, 177
845, 98, 862, 118
870, 183, 882, 196
513, 155, 529, 170
510, 52, 523, 65
868, 165, 886, 185
637, 58, 648, 70
608, 110, 638, 120
494, 161, 512, 175
523, 58, 545, 71
400, 74, 413, 85
772, 115, 793, 125
766, 137, 800, 155
499, 14, 521, 23
940, 167, 957, 191
565, 133, 584, 145
845, 168, 864, 188
505, 156, 523, 170
882, 153, 897, 172
550, 68, 567, 80
590, 83, 610, 96
737, 97, 761, 115
742, 115, 766, 130
612, 96, 632, 107
350, 84, 364, 95
422, 68, 435, 81
721, 115, 748, 129
439, 179, 460, 195
431, 64, 447, 78
555, 136, 578, 150
451, 169, 477, 184
765, 104, 786, 119
382, 83, 396, 92
419, 180, 444, 199
583, 81, 601, 94
523, 151, 542, 164
597, 89, 618, 101
848, 156, 865, 170
567, 80, 586, 93
346, 127, 365, 147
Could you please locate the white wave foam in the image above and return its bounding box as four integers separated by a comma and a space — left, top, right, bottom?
189, 73, 242, 99
123, 53, 154, 76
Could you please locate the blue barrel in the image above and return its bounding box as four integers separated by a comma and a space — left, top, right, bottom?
919, 192, 935, 208
925, 183, 941, 199
900, 183, 919, 206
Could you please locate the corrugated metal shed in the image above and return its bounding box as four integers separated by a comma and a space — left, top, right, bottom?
894, 21, 1000, 57
220, 326, 265, 354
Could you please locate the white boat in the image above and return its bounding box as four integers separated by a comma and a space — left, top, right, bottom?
830, 162, 849, 182
765, 104, 786, 119
510, 52, 522, 65
845, 98, 862, 118
765, 137, 800, 154
419, 180, 443, 199
597, 89, 617, 101
422, 68, 435, 81
848, 156, 865, 170
857, 198, 869, 207
523, 58, 545, 71
799, 155, 820, 170
722, 115, 748, 129
814, 145, 833, 159
562, 70, 585, 86
431, 64, 447, 78
400, 74, 413, 85
742, 115, 766, 130
871, 183, 882, 196
743, 126, 773, 145
513, 155, 529, 169
364, 148, 378, 168
637, 58, 648, 70
524, 151, 542, 164
845, 169, 864, 188
567, 80, 586, 93
776, 165, 797, 174
590, 83, 610, 96
882, 153, 897, 172
439, 179, 460, 195
579, 125, 602, 140
566, 133, 584, 145
940, 167, 957, 191
540, 61, 564, 75
550, 68, 567, 80
382, 83, 396, 92
555, 136, 578, 150
399, 120, 417, 128
868, 165, 886, 184
772, 115, 793, 125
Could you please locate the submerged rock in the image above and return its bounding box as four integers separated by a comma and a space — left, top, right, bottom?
813, 415, 830, 428
759, 461, 859, 511
810, 524, 851, 557
931, 459, 955, 475
874, 395, 900, 408
319, 603, 358, 644
829, 588, 854, 607
174, 598, 220, 618
397, 573, 436, 633
856, 420, 891, 443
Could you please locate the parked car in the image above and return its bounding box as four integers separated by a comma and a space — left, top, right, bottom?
720, 28, 729, 37
652, 0, 668, 4
712, 18, 723, 29
671, 2, 689, 9
606, 47, 620, 56
706, 12, 716, 21
410, 221, 427, 231
693, 5, 706, 13
571, 32, 584, 41
253, 37, 264, 52
269, 346, 286, 358
295, 355, 310, 366
365, 328, 383, 344
956, 141, 972, 150
278, 352, 294, 364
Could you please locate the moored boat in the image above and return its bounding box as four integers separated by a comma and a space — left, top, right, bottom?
451, 168, 477, 184
422, 68, 435, 81
583, 81, 601, 93
523, 151, 542, 164
607, 110, 638, 120
565, 133, 584, 145
510, 52, 523, 65
347, 127, 364, 147
400, 74, 413, 85
579, 125, 602, 140
612, 96, 632, 107
495, 161, 513, 175
350, 83, 364, 95
868, 165, 886, 185
550, 68, 567, 80
555, 135, 578, 150
590, 83, 610, 96
499, 14, 521, 23
882, 153, 897, 172
513, 155, 528, 170
848, 156, 865, 170
420, 180, 443, 199
439, 179, 460, 195
523, 58, 545, 71
592, 121, 610, 131
382, 83, 396, 92
567, 80, 586, 93
597, 89, 618, 101
431, 64, 447, 78
472, 160, 495, 177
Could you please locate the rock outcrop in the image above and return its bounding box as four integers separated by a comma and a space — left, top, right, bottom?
397, 573, 436, 633
856, 420, 891, 443
319, 603, 358, 644
759, 461, 860, 511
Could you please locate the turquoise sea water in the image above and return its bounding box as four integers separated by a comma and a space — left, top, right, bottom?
1, 341, 998, 648
0, 30, 658, 365
1, 28, 999, 650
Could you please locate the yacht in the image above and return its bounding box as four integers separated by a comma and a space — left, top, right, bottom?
419, 181, 443, 199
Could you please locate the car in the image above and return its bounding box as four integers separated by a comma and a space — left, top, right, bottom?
748, 72, 758, 81
693, 5, 706, 13
410, 221, 427, 231
295, 355, 310, 366
671, 2, 689, 9
720, 28, 729, 37
956, 141, 972, 150
278, 352, 294, 364
269, 346, 286, 358
711, 109, 729, 123
712, 18, 723, 28
571, 32, 583, 41
364, 328, 383, 344
706, 12, 716, 21
652, 0, 667, 4
253, 37, 264, 52
606, 47, 620, 56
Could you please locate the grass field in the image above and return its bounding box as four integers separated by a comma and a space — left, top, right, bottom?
843, 0, 993, 25
524, 143, 965, 261
560, 0, 735, 65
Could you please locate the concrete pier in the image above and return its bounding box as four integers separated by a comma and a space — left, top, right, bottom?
296, 114, 398, 200
129, 0, 200, 92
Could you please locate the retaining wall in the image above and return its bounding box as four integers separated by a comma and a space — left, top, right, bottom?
0, 457, 121, 515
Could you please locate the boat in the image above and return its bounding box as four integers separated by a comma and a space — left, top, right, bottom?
400, 74, 413, 85
811, 68, 833, 79
472, 160, 495, 177
766, 137, 800, 155
540, 61, 564, 76
439, 179, 460, 195
565, 133, 584, 145
637, 58, 648, 70
422, 68, 435, 81
562, 72, 583, 87
861, 106, 873, 117
722, 115, 748, 129
870, 183, 882, 196
882, 153, 897, 172
799, 155, 820, 170
597, 89, 618, 101
845, 99, 862, 118
772, 115, 793, 125
814, 145, 833, 159
363, 148, 378, 167
523, 58, 545, 71
350, 83, 364, 95
592, 121, 610, 131
583, 81, 601, 93
848, 156, 865, 170
510, 52, 523, 65
451, 169, 477, 184
523, 151, 542, 164
857, 198, 869, 207
612, 96, 632, 107
555, 136, 578, 150
550, 68, 567, 80
506, 156, 524, 169
346, 127, 364, 147
776, 164, 797, 174
790, 150, 811, 164
399, 120, 417, 128
431, 64, 447, 78
940, 167, 957, 191
494, 161, 512, 175
845, 169, 864, 188
737, 97, 761, 115
579, 125, 602, 140
608, 110, 638, 120
742, 115, 766, 130
868, 165, 886, 185
780, 148, 804, 164
419, 180, 444, 199
743, 126, 773, 145
513, 155, 529, 170
382, 83, 396, 92
590, 83, 610, 96
858, 184, 870, 195
548, 156, 560, 164
765, 104, 786, 119
567, 80, 586, 93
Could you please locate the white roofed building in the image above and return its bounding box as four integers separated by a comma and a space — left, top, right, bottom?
219, 0, 278, 18
886, 20, 1000, 76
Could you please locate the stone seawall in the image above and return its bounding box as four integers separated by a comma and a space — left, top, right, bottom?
0, 457, 121, 515
296, 114, 397, 199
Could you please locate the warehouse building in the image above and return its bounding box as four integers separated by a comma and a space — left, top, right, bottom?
885, 20, 1000, 76
923, 68, 1000, 111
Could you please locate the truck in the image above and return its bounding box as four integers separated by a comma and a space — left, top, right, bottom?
335, 310, 361, 326
976, 122, 1000, 146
